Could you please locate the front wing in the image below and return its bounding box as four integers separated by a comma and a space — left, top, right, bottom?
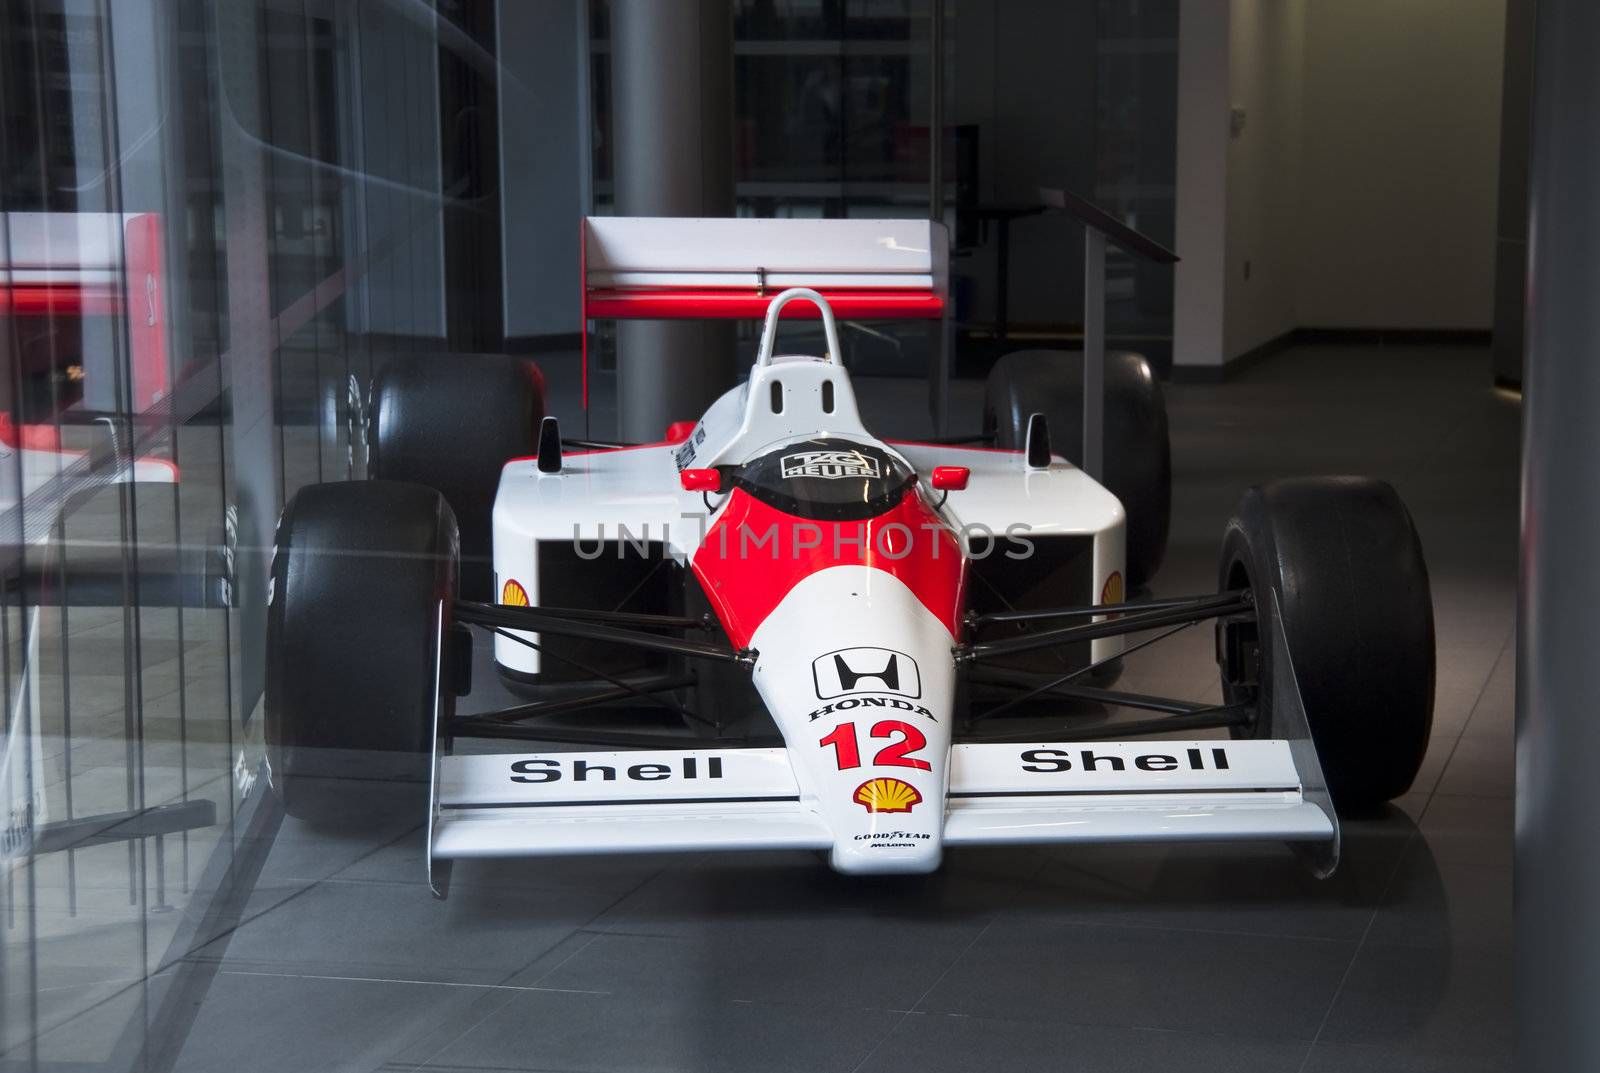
430, 579, 1340, 893
429, 738, 1335, 889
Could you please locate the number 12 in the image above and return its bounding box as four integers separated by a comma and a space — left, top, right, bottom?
818, 720, 932, 771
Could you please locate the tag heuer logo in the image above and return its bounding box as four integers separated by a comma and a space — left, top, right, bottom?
813, 647, 920, 700
781, 450, 880, 480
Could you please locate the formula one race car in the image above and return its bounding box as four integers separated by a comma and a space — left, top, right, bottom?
263, 219, 1433, 894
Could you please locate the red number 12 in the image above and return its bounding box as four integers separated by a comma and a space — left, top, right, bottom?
819, 720, 931, 771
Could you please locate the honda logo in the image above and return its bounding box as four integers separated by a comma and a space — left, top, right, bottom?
812, 647, 920, 700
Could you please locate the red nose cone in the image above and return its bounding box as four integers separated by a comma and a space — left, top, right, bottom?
680, 468, 723, 492
930, 465, 970, 491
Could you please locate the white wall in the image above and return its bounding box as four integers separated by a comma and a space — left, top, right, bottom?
1173, 0, 1230, 369
1175, 0, 1506, 370
1296, 0, 1505, 330
1223, 0, 1305, 358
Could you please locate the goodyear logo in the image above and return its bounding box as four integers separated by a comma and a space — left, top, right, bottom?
853, 777, 921, 814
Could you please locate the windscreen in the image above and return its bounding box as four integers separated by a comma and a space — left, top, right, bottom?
731, 437, 916, 521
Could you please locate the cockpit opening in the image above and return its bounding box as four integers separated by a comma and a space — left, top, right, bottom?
731, 437, 916, 521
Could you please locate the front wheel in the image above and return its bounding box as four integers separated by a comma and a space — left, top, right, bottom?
1217, 477, 1434, 811
266, 480, 459, 825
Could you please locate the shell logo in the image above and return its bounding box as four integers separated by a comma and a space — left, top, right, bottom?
853, 777, 922, 814
1100, 570, 1124, 606
501, 579, 530, 606
1099, 572, 1125, 621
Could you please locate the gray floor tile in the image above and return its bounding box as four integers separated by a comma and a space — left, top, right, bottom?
2, 970, 173, 1068
1314, 942, 1512, 1065
856, 1012, 1312, 1073
1362, 853, 1510, 953
1413, 794, 1512, 868
1301, 1040, 1512, 1073
914, 917, 1356, 1040
258, 811, 425, 887
1008, 814, 1413, 944
187, 876, 605, 986
537, 855, 1004, 1010
420, 988, 901, 1073
167, 970, 492, 1073
1434, 734, 1514, 798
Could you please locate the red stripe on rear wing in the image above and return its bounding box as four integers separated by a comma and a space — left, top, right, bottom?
0, 283, 124, 315
585, 286, 944, 321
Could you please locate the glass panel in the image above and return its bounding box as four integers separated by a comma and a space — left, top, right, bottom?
0, 0, 455, 1061
1095, 0, 1178, 367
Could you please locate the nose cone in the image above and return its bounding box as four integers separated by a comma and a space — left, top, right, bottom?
745, 565, 957, 875
829, 772, 944, 875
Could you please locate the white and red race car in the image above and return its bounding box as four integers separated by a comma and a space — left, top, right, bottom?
263, 219, 1434, 894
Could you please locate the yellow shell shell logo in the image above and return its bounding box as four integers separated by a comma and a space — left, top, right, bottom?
1100, 570, 1124, 606
501, 579, 530, 606
853, 777, 922, 814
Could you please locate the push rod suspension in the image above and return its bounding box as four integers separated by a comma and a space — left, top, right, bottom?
959, 591, 1253, 663
967, 591, 1249, 628
462, 673, 699, 725
965, 666, 1215, 716
455, 600, 750, 664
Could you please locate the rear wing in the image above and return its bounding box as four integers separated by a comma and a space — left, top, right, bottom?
581, 216, 951, 425
1, 211, 169, 416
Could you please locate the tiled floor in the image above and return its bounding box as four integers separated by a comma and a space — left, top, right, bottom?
6, 344, 1519, 1072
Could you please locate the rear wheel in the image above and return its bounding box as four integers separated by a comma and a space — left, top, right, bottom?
320, 370, 368, 480
984, 349, 1170, 588
266, 480, 458, 824
369, 353, 544, 600
1217, 477, 1434, 811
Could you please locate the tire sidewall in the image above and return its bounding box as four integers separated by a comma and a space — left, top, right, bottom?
1217, 479, 1436, 810
265, 481, 458, 823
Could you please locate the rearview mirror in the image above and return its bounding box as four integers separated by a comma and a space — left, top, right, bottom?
930, 466, 970, 491
680, 468, 725, 493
